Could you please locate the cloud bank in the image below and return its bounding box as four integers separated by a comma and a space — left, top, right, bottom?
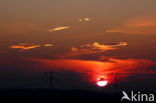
10, 43, 53, 51
71, 42, 127, 55
106, 16, 156, 35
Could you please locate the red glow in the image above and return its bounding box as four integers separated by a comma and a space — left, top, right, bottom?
27, 58, 155, 85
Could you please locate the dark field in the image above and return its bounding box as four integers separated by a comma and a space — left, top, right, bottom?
1, 89, 155, 103
0, 89, 121, 103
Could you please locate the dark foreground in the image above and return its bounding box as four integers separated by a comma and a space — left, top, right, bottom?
0, 89, 155, 103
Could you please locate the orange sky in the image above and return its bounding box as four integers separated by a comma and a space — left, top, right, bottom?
0, 0, 156, 89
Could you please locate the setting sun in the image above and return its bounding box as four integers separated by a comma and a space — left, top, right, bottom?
97, 80, 108, 87
96, 77, 108, 87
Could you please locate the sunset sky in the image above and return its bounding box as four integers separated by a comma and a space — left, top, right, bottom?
0, 0, 156, 91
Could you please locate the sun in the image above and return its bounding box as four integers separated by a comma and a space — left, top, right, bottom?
97, 80, 108, 87
96, 77, 108, 87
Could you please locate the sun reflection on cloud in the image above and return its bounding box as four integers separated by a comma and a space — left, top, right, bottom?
43, 44, 53, 47
71, 41, 127, 55
49, 26, 69, 32
78, 17, 90, 22
10, 43, 40, 50
10, 43, 53, 51
71, 47, 79, 52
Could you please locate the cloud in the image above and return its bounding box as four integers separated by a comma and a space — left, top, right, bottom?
27, 57, 156, 83
43, 44, 53, 47
71, 47, 79, 52
49, 26, 69, 32
70, 42, 127, 55
10, 43, 53, 51
106, 29, 124, 33
78, 18, 90, 22
92, 42, 127, 50
10, 43, 40, 50
106, 16, 156, 35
